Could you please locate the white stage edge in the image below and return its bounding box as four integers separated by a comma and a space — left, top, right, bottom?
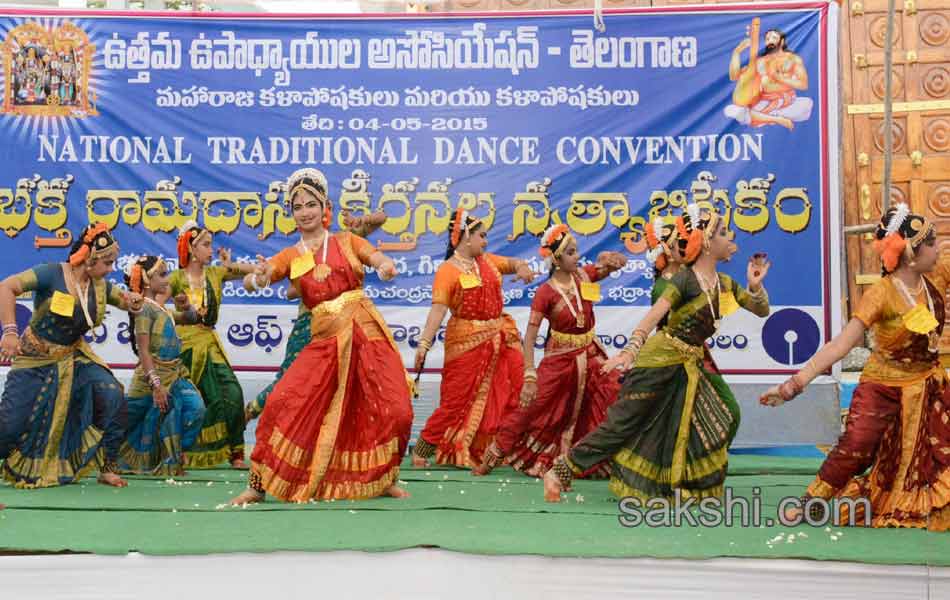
0, 549, 947, 600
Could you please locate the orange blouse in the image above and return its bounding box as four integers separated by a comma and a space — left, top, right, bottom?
853, 257, 950, 384
432, 253, 515, 321
267, 233, 376, 308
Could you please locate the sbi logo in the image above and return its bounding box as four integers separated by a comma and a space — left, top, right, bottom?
761, 308, 821, 366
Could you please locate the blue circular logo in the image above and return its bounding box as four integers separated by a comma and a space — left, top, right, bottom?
761, 308, 821, 366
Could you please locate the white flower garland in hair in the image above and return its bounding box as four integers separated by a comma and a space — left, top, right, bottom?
686, 203, 701, 229
286, 167, 328, 192
540, 223, 562, 247
179, 219, 199, 236
646, 246, 664, 264
885, 202, 910, 236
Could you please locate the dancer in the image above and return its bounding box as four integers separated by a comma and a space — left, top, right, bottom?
412, 208, 537, 468
118, 256, 206, 476
243, 208, 387, 423
472, 225, 626, 477
761, 204, 950, 530
543, 205, 771, 502
168, 221, 263, 469
0, 223, 143, 488
649, 217, 730, 426
230, 168, 412, 504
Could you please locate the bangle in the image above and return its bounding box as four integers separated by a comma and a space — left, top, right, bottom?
777, 374, 805, 402
523, 368, 538, 383
418, 338, 432, 351
622, 328, 648, 357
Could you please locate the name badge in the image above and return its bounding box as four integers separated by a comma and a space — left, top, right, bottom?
903, 304, 939, 334
290, 252, 315, 280
459, 273, 481, 289
50, 290, 76, 317
580, 281, 601, 302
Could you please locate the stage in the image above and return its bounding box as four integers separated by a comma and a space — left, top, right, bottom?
2, 455, 949, 599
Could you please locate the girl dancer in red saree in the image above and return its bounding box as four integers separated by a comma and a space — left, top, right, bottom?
231, 168, 413, 504
472, 225, 626, 477
762, 204, 950, 529
411, 208, 536, 468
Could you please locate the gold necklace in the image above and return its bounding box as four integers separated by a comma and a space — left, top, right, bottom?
551, 274, 585, 328
694, 269, 722, 331
894, 276, 939, 352
65, 264, 94, 328
299, 231, 331, 282
186, 267, 207, 310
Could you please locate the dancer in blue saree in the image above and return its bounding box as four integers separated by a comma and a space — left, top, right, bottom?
118, 255, 206, 476
0, 223, 143, 488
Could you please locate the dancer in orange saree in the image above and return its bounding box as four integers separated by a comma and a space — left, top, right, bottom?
230, 168, 412, 504
472, 225, 626, 477
412, 208, 536, 468
761, 204, 950, 530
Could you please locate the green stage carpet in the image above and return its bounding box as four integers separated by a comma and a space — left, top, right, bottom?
1, 455, 948, 564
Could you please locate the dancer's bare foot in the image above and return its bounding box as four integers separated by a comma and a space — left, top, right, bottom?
97, 472, 128, 487
384, 484, 410, 499
230, 458, 249, 470
543, 469, 563, 503
229, 488, 264, 506
411, 455, 428, 468
471, 462, 492, 476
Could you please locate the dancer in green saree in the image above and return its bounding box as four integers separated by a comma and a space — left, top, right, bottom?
544, 205, 771, 502
168, 221, 264, 468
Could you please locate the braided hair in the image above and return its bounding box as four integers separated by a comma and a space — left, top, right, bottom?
123, 255, 161, 356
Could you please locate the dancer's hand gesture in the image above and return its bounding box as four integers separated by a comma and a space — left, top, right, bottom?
127, 292, 145, 314
0, 332, 20, 363
759, 385, 786, 407
173, 293, 191, 313
519, 381, 537, 407
377, 259, 397, 281
747, 252, 770, 292
601, 350, 635, 374
596, 251, 627, 271
414, 346, 428, 372
218, 247, 233, 268
513, 262, 536, 284
153, 385, 169, 413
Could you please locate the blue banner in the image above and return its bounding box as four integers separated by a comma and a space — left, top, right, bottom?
0, 4, 838, 373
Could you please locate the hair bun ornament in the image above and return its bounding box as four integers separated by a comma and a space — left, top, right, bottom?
286, 167, 328, 193
872, 232, 907, 272
179, 219, 199, 237
884, 202, 911, 236
539, 223, 570, 258
644, 218, 663, 249
686, 203, 701, 228
645, 245, 664, 264
450, 206, 468, 248
675, 216, 690, 241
